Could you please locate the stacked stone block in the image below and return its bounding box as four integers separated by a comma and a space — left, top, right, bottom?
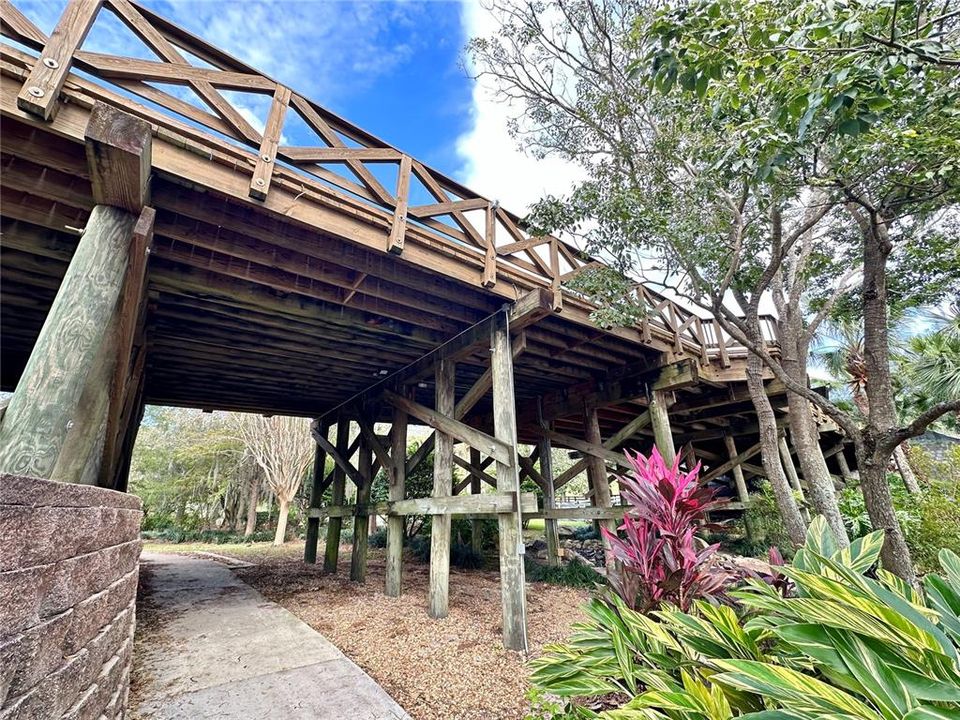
0, 475, 143, 719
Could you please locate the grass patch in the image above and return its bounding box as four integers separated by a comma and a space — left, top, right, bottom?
141, 540, 306, 563
524, 557, 602, 588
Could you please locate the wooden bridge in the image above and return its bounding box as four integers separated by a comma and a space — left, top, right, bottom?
0, 0, 850, 651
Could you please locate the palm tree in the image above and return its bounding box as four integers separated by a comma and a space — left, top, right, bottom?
899, 304, 960, 431
815, 320, 921, 493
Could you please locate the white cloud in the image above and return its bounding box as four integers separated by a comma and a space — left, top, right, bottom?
455, 1, 583, 216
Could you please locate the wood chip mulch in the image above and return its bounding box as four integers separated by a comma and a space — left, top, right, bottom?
233, 546, 589, 720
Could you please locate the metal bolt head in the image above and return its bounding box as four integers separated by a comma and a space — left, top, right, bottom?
42, 57, 59, 69
27, 86, 44, 98
255, 178, 265, 186
261, 154, 271, 163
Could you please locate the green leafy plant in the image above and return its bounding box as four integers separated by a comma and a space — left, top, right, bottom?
529, 517, 960, 719
525, 557, 602, 589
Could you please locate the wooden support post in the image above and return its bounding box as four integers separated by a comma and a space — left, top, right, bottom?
304, 420, 331, 564
351, 420, 373, 582
249, 84, 291, 200
649, 389, 677, 460
0, 103, 151, 479
835, 447, 855, 481
724, 435, 751, 505
16, 0, 101, 120
428, 359, 455, 618
469, 447, 484, 553
585, 404, 616, 571
779, 436, 810, 521
385, 403, 408, 597
323, 417, 350, 573
538, 410, 560, 567
724, 434, 754, 538
491, 312, 528, 652
388, 155, 411, 254
482, 202, 497, 287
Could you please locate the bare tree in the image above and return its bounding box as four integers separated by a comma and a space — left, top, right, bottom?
235, 415, 313, 545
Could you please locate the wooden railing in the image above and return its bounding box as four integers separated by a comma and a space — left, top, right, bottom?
0, 0, 778, 364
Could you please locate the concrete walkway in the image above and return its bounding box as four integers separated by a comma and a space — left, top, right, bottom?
132, 553, 409, 720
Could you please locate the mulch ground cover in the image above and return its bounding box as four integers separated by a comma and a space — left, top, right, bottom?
229, 544, 589, 720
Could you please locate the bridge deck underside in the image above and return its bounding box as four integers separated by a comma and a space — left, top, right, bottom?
0, 112, 846, 480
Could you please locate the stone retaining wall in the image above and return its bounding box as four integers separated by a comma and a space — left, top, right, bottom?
0, 474, 143, 720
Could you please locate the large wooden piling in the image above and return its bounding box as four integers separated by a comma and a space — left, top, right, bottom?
428, 359, 455, 618
385, 404, 408, 597
304, 420, 331, 564
491, 313, 527, 652
323, 417, 350, 573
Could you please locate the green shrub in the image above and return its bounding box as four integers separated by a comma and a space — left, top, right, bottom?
140, 528, 273, 544
368, 528, 388, 548
527, 517, 960, 719
910, 478, 960, 573
451, 517, 498, 551
524, 557, 602, 589
571, 525, 599, 541
407, 535, 484, 568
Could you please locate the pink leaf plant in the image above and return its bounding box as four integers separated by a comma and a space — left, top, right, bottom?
601, 446, 731, 612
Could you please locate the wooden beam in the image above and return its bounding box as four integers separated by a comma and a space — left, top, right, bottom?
453, 454, 497, 489
384, 391, 513, 468
544, 430, 633, 470
650, 389, 677, 459
280, 146, 403, 163
385, 402, 407, 597
323, 288, 552, 421
304, 419, 331, 564
84, 101, 152, 212
469, 446, 483, 553
16, 0, 101, 120
409, 197, 488, 217
309, 492, 538, 518
428, 358, 455, 619
539, 407, 560, 567
323, 416, 350, 573
350, 421, 373, 582
249, 84, 291, 200
724, 434, 750, 505
388, 154, 411, 254
701, 441, 763, 483
490, 313, 527, 652
585, 405, 616, 571
96, 205, 154, 487
406, 334, 526, 477
312, 422, 363, 487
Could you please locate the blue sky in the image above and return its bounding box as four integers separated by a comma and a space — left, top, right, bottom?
17, 0, 477, 180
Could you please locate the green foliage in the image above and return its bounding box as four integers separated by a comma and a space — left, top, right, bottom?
528, 517, 960, 719
368, 528, 388, 548
141, 528, 274, 545
835, 450, 960, 575
130, 407, 245, 532
451, 517, 498, 552
739, 480, 797, 559
370, 441, 440, 539
524, 557, 602, 590
572, 525, 600, 541
408, 535, 484, 569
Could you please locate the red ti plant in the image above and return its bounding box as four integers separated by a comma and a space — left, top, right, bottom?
601, 447, 730, 612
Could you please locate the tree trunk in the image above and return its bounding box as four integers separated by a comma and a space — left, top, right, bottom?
858, 211, 914, 580
893, 445, 920, 493
274, 497, 290, 546
786, 395, 850, 546
244, 476, 259, 537
858, 443, 916, 583
779, 306, 850, 546
746, 343, 807, 546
